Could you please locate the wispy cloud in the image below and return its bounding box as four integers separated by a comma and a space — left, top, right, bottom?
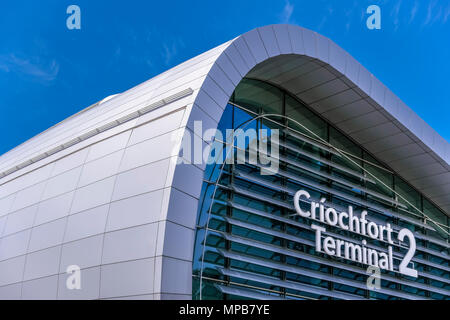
444, 6, 450, 23
409, 0, 419, 24
344, 0, 359, 32
432, 5, 443, 24
359, 5, 366, 22
106, 46, 122, 69
279, 1, 294, 24
113, 46, 121, 59
420, 0, 450, 28
423, 0, 437, 27
161, 39, 185, 66
318, 5, 334, 31
145, 59, 153, 69
0, 54, 59, 83
0, 63, 9, 73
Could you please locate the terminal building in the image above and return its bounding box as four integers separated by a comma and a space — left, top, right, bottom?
0, 24, 448, 300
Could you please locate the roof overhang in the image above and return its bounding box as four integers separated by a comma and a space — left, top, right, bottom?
245, 51, 450, 216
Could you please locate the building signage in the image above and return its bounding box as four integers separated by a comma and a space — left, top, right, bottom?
293, 190, 418, 278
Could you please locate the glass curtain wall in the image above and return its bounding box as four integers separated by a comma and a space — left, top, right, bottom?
192, 78, 450, 300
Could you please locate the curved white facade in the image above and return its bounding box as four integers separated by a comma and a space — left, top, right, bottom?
0, 24, 448, 299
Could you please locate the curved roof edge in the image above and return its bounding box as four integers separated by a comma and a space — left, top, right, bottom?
0, 24, 449, 214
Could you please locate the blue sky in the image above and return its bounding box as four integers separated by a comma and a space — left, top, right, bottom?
0, 0, 449, 155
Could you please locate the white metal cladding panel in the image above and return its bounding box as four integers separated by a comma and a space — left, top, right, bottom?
156, 256, 192, 295
22, 275, 59, 300
34, 192, 73, 226
160, 187, 198, 230
77, 150, 124, 188
64, 205, 109, 242
3, 205, 37, 236
258, 25, 281, 57
85, 131, 131, 163
99, 258, 155, 299
0, 229, 31, 260
111, 159, 170, 201
42, 167, 83, 201
28, 218, 66, 253
222, 42, 250, 77
273, 24, 293, 54
0, 283, 22, 300
59, 235, 103, 272
101, 223, 158, 264
0, 42, 231, 173
106, 190, 163, 232
0, 104, 201, 299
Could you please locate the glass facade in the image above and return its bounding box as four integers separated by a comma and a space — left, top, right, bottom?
192, 78, 450, 300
